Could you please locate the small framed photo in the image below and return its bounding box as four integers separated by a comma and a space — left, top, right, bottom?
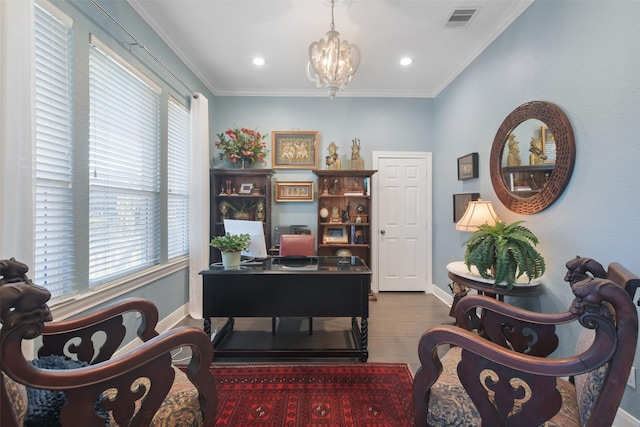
272, 131, 318, 169
275, 181, 314, 202
457, 152, 479, 181
323, 225, 349, 244
238, 183, 253, 194
453, 193, 480, 223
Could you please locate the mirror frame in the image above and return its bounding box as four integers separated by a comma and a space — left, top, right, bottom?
490, 101, 576, 214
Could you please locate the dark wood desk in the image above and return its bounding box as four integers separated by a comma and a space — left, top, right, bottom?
200, 256, 371, 361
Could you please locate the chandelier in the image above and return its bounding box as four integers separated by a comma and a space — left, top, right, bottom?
307, 0, 360, 99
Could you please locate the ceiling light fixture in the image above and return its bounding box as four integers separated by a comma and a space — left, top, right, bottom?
400, 57, 412, 66
307, 0, 360, 99
253, 57, 265, 66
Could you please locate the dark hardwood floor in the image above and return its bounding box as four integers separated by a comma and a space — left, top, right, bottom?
173, 292, 451, 374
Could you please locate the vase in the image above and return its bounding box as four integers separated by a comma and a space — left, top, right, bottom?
221, 251, 242, 270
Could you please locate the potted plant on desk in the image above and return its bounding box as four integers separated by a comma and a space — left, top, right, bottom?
463, 221, 545, 289
210, 233, 251, 270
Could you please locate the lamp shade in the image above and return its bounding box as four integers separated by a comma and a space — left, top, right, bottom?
456, 199, 501, 232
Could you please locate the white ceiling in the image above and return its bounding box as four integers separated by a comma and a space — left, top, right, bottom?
127, 0, 533, 98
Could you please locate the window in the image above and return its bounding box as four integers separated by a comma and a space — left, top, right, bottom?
167, 97, 190, 259
34, 2, 76, 297
33, 6, 190, 300
88, 37, 161, 286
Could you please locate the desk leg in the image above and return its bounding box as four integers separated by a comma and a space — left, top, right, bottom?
352, 317, 368, 362
204, 318, 211, 337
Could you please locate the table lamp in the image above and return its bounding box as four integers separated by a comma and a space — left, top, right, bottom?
455, 199, 501, 232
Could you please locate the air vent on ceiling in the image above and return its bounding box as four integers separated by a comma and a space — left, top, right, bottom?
446, 8, 478, 28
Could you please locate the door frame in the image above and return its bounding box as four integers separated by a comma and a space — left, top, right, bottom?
372, 151, 433, 293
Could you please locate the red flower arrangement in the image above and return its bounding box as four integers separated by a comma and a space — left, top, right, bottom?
215, 127, 268, 167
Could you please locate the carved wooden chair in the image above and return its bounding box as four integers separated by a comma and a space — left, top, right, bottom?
413, 258, 639, 427
1, 258, 217, 426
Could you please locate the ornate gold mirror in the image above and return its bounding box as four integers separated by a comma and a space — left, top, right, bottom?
490, 101, 575, 214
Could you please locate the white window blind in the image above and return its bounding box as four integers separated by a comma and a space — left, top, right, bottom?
34, 3, 76, 298
167, 97, 190, 259
88, 38, 161, 286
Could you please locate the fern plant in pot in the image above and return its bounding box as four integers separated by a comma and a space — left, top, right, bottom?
463, 221, 545, 289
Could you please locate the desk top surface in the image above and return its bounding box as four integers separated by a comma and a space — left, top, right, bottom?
201, 256, 371, 275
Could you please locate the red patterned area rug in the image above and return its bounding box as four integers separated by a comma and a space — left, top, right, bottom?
202, 363, 415, 427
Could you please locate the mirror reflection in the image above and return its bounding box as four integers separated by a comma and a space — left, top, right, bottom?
500, 119, 555, 198
489, 101, 575, 215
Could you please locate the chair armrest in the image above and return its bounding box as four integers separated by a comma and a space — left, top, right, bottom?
454, 294, 576, 356
413, 320, 616, 427
40, 298, 159, 363
2, 325, 216, 426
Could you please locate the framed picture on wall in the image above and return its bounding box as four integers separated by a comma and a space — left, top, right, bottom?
453, 193, 480, 223
457, 152, 479, 180
272, 131, 319, 169
275, 181, 314, 202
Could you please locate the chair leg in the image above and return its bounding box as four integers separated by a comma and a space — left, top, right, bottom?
309, 317, 313, 335
272, 317, 276, 335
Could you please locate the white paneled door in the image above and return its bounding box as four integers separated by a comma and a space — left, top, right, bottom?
373, 152, 432, 292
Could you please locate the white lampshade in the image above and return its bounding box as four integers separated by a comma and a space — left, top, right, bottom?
456, 199, 501, 232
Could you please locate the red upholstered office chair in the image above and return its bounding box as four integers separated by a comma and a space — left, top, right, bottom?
275, 234, 315, 334
279, 234, 315, 256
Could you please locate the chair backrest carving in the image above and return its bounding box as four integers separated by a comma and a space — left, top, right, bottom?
1, 258, 217, 427
415, 258, 638, 427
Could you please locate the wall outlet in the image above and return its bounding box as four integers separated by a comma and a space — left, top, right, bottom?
628, 367, 636, 389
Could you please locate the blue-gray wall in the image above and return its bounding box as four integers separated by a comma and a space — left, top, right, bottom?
54, 0, 640, 419
210, 97, 433, 236
433, 0, 640, 415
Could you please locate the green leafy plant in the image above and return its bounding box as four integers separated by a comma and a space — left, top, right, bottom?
463, 221, 545, 288
215, 127, 268, 166
210, 233, 251, 253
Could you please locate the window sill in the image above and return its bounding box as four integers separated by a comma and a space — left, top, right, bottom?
50, 258, 189, 321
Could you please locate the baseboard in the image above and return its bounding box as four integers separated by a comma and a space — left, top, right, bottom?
114, 303, 190, 356
614, 407, 639, 427
430, 283, 453, 308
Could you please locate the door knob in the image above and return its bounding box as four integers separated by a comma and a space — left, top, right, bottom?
380, 230, 385, 235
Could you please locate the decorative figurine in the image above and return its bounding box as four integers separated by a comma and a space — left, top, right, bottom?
255, 201, 265, 222
219, 201, 236, 219
529, 137, 546, 165
331, 179, 339, 195
321, 179, 329, 195
342, 203, 351, 223
330, 206, 341, 222
326, 142, 341, 170
506, 134, 521, 166
350, 138, 365, 170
